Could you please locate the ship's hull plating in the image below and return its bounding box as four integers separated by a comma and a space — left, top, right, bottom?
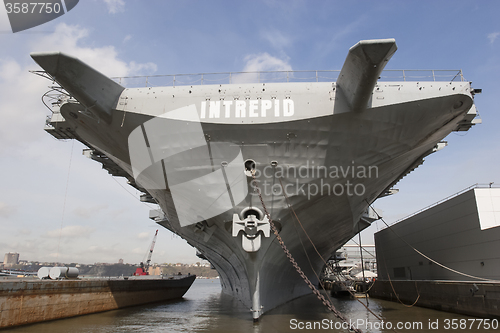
32, 41, 478, 319
54, 84, 474, 317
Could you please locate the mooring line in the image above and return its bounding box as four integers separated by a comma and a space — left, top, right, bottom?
275, 178, 394, 331
251, 172, 362, 333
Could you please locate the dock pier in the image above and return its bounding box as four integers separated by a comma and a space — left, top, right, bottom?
369, 280, 500, 318
0, 275, 195, 329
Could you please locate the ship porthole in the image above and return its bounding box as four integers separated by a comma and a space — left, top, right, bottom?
244, 159, 256, 177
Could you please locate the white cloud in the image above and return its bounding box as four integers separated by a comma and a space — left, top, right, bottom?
17, 228, 31, 236
132, 247, 145, 254
0, 23, 157, 155
261, 29, 292, 51
488, 32, 500, 44
0, 57, 47, 153
73, 204, 109, 219
30, 23, 156, 77
86, 245, 127, 261
137, 232, 150, 240
233, 53, 292, 83
129, 61, 157, 75
103, 0, 125, 14
46, 225, 95, 238
313, 16, 366, 61
0, 202, 16, 217
0, 2, 11, 32
123, 35, 132, 43
242, 53, 292, 72
0, 58, 22, 80
87, 245, 114, 253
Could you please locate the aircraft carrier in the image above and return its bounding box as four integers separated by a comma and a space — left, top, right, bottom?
31, 39, 481, 320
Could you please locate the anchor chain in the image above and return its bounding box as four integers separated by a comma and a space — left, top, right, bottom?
251, 173, 362, 333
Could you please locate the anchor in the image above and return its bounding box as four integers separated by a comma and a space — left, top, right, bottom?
232, 213, 270, 252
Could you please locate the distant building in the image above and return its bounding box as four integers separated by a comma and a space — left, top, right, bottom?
148, 265, 162, 275
375, 186, 500, 281
337, 244, 377, 274
3, 253, 20, 267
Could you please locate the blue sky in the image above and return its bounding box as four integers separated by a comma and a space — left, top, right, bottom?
0, 0, 498, 265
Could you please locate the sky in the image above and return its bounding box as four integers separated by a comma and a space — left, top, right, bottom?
0, 0, 498, 265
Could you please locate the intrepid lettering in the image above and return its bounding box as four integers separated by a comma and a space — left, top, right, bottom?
200, 99, 294, 119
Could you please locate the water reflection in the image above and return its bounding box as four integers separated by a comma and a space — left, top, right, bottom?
4, 279, 495, 333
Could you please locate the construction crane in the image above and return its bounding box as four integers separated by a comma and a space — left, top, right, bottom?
133, 229, 158, 276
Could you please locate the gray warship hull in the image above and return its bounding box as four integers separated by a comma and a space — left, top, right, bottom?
31, 39, 480, 319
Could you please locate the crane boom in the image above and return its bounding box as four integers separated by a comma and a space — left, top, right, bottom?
145, 229, 158, 271
133, 229, 159, 276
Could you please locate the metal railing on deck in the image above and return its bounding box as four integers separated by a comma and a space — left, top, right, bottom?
111, 69, 464, 88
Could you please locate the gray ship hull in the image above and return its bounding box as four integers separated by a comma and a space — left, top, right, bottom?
31, 39, 480, 319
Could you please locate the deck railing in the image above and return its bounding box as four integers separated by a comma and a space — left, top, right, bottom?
381, 183, 498, 229
111, 69, 464, 88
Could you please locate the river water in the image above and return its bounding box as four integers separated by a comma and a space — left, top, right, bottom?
4, 279, 498, 333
